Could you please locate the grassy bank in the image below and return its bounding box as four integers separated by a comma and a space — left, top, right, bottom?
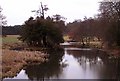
2, 35, 20, 44
2, 49, 48, 78
1, 35, 49, 78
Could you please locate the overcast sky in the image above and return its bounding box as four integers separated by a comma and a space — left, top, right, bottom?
0, 0, 102, 26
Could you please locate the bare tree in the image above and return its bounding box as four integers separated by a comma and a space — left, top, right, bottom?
0, 6, 7, 26
99, 1, 120, 46
31, 2, 49, 19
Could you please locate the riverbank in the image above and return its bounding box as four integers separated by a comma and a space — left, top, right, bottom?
106, 48, 120, 58
2, 49, 48, 78
1, 41, 120, 79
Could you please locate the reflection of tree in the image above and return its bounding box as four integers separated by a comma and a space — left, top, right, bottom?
24, 49, 65, 80
67, 50, 99, 64
66, 49, 120, 79
67, 49, 112, 64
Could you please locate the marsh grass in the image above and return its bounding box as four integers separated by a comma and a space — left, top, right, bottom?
2, 49, 48, 78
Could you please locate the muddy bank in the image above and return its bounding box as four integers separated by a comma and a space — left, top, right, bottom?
2, 49, 48, 78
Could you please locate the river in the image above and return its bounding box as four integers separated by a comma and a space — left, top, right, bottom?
3, 43, 120, 80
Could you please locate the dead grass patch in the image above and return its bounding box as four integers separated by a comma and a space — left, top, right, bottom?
2, 49, 48, 78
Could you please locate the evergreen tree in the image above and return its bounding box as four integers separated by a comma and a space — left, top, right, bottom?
19, 16, 64, 48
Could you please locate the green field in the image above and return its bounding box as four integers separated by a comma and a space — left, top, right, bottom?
2, 35, 20, 43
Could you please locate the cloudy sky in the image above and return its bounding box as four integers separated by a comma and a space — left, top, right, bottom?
0, 0, 102, 26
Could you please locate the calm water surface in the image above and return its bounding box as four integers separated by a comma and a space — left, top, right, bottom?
4, 47, 120, 80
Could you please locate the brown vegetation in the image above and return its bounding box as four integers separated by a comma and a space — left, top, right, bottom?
2, 49, 48, 78
107, 48, 120, 57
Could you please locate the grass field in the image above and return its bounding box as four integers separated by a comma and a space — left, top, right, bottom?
2, 35, 20, 43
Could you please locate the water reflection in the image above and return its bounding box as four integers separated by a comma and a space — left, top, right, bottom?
65, 48, 120, 79
4, 47, 120, 80
24, 49, 65, 80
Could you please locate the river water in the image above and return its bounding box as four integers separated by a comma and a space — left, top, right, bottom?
3, 45, 120, 80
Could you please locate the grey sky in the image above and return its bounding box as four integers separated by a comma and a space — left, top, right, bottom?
0, 0, 102, 26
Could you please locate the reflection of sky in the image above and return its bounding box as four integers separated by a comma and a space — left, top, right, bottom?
61, 51, 101, 79
62, 49, 118, 79
4, 69, 29, 80
62, 53, 85, 79
65, 47, 92, 51
13, 69, 28, 79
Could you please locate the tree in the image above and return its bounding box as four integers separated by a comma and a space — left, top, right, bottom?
19, 16, 64, 48
52, 14, 66, 34
31, 2, 49, 19
29, 3, 64, 48
0, 6, 7, 26
66, 17, 101, 45
99, 1, 120, 46
52, 14, 66, 21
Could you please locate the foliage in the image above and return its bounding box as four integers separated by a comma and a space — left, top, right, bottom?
52, 14, 66, 34
19, 16, 64, 48
99, 1, 120, 46
0, 6, 7, 26
66, 17, 103, 45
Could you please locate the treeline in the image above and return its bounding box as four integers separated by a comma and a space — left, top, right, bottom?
2, 25, 21, 35
66, 1, 120, 47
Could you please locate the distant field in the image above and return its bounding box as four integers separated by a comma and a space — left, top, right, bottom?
2, 35, 20, 43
